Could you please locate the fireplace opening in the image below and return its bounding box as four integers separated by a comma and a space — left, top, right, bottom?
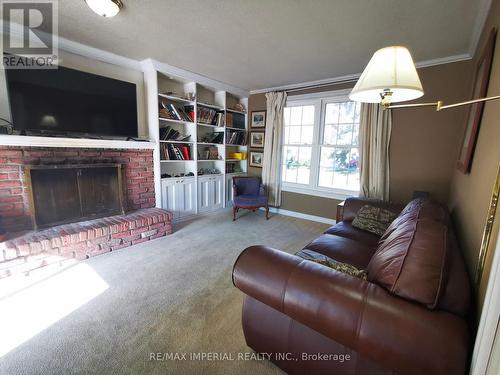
26, 164, 125, 229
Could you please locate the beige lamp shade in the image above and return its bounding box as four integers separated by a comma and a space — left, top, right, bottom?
349, 46, 424, 104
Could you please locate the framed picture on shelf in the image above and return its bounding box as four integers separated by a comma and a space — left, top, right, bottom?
457, 28, 497, 174
249, 151, 263, 168
251, 111, 266, 128
250, 132, 265, 148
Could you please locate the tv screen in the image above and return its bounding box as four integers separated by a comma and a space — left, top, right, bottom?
5, 65, 138, 138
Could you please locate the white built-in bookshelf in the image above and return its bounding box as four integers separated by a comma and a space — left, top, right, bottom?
143, 60, 249, 220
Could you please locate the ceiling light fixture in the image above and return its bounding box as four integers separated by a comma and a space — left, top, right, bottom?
85, 0, 123, 18
350, 43, 500, 111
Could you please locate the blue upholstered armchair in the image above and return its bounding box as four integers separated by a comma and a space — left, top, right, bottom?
232, 177, 269, 221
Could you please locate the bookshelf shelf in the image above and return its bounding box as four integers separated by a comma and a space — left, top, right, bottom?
160, 140, 194, 144
159, 117, 195, 126
197, 142, 223, 146
160, 160, 195, 163
197, 102, 224, 111
158, 93, 195, 105
226, 108, 246, 115
226, 127, 246, 131
197, 122, 223, 128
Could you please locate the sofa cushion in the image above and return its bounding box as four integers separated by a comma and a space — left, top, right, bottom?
324, 221, 380, 248
301, 234, 376, 269
351, 205, 398, 236
366, 218, 449, 308
297, 250, 367, 280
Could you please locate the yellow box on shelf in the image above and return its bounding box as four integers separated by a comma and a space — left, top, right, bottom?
228, 152, 246, 160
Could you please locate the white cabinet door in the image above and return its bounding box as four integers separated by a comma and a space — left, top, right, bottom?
177, 178, 196, 218
213, 175, 224, 210
161, 178, 196, 219
198, 175, 224, 212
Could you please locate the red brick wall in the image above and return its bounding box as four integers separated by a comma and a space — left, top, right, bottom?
0, 146, 155, 233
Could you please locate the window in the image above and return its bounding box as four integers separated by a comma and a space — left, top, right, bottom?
281, 90, 360, 199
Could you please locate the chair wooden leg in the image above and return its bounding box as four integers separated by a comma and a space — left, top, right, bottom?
265, 205, 269, 220
233, 207, 237, 221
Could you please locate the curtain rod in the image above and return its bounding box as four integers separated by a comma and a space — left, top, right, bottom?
284, 77, 358, 93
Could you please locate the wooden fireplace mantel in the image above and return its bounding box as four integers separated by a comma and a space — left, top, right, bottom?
0, 134, 156, 149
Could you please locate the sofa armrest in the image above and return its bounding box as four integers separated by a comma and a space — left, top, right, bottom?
233, 245, 469, 375
342, 197, 404, 222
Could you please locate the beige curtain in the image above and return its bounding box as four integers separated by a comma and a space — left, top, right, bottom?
359, 103, 392, 201
262, 91, 287, 207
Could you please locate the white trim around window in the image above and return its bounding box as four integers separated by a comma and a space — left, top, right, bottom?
281, 89, 360, 200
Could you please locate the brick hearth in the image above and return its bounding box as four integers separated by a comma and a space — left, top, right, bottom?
0, 146, 155, 232
0, 208, 173, 279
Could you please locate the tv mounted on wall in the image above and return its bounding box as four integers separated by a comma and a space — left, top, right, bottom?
5, 65, 139, 139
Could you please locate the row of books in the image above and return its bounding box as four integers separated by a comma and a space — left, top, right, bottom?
159, 101, 194, 122
160, 126, 191, 141
226, 130, 247, 145
160, 143, 191, 160
226, 112, 245, 129
199, 131, 224, 144
190, 105, 224, 125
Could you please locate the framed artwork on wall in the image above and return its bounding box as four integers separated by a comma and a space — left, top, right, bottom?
249, 151, 263, 168
251, 111, 266, 128
250, 132, 265, 148
457, 28, 497, 174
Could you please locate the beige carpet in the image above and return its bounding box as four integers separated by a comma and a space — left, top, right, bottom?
0, 209, 329, 375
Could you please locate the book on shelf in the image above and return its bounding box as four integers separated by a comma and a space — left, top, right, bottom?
225, 129, 247, 145
159, 126, 192, 142
198, 146, 220, 160
199, 131, 224, 144
226, 112, 245, 129
160, 143, 191, 160
159, 101, 193, 122
194, 106, 224, 125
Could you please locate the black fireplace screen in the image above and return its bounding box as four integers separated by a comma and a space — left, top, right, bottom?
26, 164, 124, 228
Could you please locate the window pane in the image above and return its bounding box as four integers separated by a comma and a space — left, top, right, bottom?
284, 124, 290, 144
301, 125, 314, 144
339, 102, 355, 123
290, 107, 302, 125
302, 105, 315, 125
288, 126, 301, 144
283, 146, 298, 183
282, 146, 311, 185
318, 146, 359, 190
323, 124, 337, 145
337, 124, 353, 145
325, 103, 340, 124
297, 147, 311, 184
284, 107, 291, 126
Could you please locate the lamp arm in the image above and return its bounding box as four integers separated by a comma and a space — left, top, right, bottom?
385, 94, 500, 111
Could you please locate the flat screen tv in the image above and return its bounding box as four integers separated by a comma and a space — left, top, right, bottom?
5, 65, 138, 138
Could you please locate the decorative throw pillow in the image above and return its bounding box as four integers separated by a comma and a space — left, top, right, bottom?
351, 205, 398, 236
310, 258, 367, 280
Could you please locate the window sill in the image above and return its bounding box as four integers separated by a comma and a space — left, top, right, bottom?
282, 184, 359, 201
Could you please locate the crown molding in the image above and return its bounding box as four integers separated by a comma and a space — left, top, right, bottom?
469, 0, 493, 57
250, 53, 473, 95
141, 58, 249, 98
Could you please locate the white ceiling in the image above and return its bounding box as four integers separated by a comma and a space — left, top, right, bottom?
54, 0, 486, 92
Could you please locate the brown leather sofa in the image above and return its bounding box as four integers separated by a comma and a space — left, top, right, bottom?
232, 198, 471, 375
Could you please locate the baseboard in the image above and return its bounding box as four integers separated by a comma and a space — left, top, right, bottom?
262, 207, 336, 225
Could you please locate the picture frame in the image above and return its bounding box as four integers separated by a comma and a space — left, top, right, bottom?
457, 28, 497, 174
249, 151, 263, 168
251, 111, 266, 128
250, 132, 265, 148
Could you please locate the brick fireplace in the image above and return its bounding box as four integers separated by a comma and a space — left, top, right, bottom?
0, 146, 155, 232
0, 145, 173, 280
